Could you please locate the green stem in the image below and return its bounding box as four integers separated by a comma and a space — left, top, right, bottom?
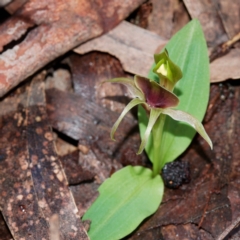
152, 114, 166, 177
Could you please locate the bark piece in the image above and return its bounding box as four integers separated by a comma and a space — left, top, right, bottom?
0, 72, 90, 239
183, 0, 228, 47
26, 74, 89, 239
47, 53, 149, 168
74, 21, 167, 76
46, 88, 142, 170
127, 2, 152, 29
210, 48, 240, 83
0, 0, 146, 97
69, 52, 130, 113
5, 0, 27, 13
0, 77, 49, 239
59, 150, 94, 185
46, 88, 134, 141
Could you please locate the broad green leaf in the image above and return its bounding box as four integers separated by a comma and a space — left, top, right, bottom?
83, 166, 164, 240
139, 19, 210, 168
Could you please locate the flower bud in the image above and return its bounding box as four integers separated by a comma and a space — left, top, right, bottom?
153, 49, 182, 90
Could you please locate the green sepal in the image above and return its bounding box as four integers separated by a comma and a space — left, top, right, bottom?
111, 98, 145, 140
103, 77, 144, 100
161, 108, 212, 149
153, 49, 183, 89
137, 108, 161, 155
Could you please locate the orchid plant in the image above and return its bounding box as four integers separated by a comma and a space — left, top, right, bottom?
107, 49, 212, 176
83, 19, 211, 240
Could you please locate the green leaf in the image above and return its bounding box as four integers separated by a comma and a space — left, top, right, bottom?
139, 19, 210, 168
83, 166, 164, 240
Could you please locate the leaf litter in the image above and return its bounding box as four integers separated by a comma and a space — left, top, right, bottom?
1, 0, 240, 239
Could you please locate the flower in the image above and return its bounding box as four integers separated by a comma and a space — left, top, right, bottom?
105, 75, 212, 154
104, 49, 212, 155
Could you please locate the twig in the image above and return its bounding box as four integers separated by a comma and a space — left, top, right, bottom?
216, 215, 240, 240
210, 31, 240, 62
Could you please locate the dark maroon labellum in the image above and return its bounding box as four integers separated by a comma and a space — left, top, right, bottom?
135, 76, 179, 109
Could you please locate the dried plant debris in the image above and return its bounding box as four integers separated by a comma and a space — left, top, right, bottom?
75, 22, 240, 84
70, 182, 100, 217
0, 73, 89, 239
26, 75, 89, 239
0, 0, 146, 97
47, 52, 148, 167
215, 0, 240, 40
0, 77, 50, 239
74, 21, 167, 76
210, 48, 240, 82
127, 1, 152, 29
59, 150, 94, 185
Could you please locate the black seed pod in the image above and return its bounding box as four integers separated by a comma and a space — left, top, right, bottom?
162, 161, 190, 189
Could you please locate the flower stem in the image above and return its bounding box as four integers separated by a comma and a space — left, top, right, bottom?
152, 114, 166, 177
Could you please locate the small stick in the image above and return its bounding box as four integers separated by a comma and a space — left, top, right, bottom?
210, 31, 240, 62
216, 215, 240, 240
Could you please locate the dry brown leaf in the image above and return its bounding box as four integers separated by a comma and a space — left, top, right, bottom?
27, 75, 89, 239
0, 75, 49, 240
0, 73, 89, 239
210, 48, 240, 83
74, 21, 167, 76
216, 0, 240, 39
75, 21, 240, 83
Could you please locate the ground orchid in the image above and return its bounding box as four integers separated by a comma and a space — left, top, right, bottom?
83, 20, 212, 240
105, 50, 212, 159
